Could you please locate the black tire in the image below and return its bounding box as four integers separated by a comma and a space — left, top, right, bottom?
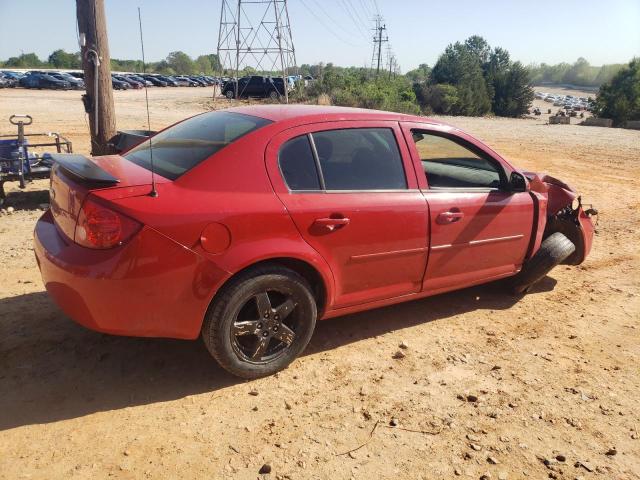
510, 232, 576, 294
224, 89, 234, 99
202, 265, 317, 379
268, 90, 279, 100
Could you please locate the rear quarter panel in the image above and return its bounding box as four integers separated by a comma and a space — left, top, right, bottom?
105, 124, 337, 316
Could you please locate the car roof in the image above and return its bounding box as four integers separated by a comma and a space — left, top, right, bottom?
225, 104, 440, 126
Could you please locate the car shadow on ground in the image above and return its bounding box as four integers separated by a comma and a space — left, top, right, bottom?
0, 188, 49, 211
0, 277, 556, 430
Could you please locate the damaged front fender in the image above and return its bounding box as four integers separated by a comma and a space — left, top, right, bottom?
524, 171, 596, 265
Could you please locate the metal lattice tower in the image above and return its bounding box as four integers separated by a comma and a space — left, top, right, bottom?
217, 0, 297, 102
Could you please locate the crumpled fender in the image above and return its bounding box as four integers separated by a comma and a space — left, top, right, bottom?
523, 171, 595, 265
523, 171, 577, 216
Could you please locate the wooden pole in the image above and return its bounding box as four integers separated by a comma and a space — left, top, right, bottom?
76, 0, 117, 155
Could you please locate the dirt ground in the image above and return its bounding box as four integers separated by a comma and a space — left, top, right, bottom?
0, 87, 639, 480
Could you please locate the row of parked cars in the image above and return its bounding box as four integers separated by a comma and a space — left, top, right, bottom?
0, 70, 221, 91
535, 91, 593, 112
1, 70, 85, 90
1, 70, 316, 99
110, 73, 220, 90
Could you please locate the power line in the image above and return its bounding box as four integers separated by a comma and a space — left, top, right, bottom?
298, 0, 364, 47
306, 0, 363, 42
357, 0, 374, 18
338, 0, 370, 41
345, 0, 371, 33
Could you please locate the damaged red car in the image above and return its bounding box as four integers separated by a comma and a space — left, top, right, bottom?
34, 106, 596, 378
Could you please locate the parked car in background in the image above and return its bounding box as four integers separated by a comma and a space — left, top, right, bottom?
1, 71, 24, 83
50, 72, 84, 90
0, 74, 14, 88
19, 72, 70, 90
111, 77, 130, 90
142, 75, 168, 87
170, 76, 192, 87
34, 105, 596, 379
126, 74, 152, 87
113, 75, 143, 89
222, 75, 287, 99
189, 76, 209, 87
156, 75, 179, 87
0, 72, 20, 87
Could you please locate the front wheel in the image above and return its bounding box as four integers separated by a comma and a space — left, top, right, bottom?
268, 90, 280, 100
224, 89, 234, 99
510, 232, 575, 294
202, 266, 317, 379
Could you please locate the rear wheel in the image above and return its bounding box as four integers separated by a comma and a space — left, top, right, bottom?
202, 266, 317, 379
268, 90, 280, 100
224, 89, 234, 99
510, 232, 575, 294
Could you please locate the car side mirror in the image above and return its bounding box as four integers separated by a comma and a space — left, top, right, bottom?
509, 172, 528, 192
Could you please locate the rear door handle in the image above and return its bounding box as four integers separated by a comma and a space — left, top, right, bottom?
313, 217, 350, 231
437, 211, 464, 224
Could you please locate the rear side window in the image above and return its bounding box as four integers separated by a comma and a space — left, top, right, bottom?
124, 111, 271, 180
278, 135, 321, 191
312, 128, 406, 190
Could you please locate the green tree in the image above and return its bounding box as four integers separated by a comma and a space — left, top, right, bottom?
110, 59, 144, 72
491, 62, 534, 117
194, 54, 220, 74
414, 83, 459, 114
595, 58, 640, 126
464, 35, 491, 64
431, 41, 491, 115
154, 60, 175, 75
165, 51, 195, 75
405, 63, 431, 83
4, 53, 44, 68
48, 49, 81, 69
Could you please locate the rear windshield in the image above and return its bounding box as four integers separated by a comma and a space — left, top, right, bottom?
124, 111, 272, 180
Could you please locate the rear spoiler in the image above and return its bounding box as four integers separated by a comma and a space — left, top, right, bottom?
49, 153, 119, 184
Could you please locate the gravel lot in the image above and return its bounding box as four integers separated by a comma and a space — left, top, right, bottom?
0, 87, 639, 480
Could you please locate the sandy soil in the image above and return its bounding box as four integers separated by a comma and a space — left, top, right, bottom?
0, 87, 639, 480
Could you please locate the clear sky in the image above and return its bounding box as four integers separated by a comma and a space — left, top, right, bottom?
0, 0, 638, 70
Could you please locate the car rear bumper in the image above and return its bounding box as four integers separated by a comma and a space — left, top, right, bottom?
34, 210, 227, 339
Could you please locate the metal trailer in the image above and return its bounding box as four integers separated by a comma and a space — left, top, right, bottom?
0, 115, 72, 205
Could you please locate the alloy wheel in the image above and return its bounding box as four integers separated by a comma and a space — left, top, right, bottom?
230, 290, 298, 363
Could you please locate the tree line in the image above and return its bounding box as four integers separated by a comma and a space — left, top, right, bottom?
3, 42, 637, 125
0, 50, 221, 75
529, 58, 625, 88
297, 36, 534, 118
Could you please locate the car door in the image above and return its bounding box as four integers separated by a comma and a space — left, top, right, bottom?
265, 121, 428, 309
401, 122, 534, 293
246, 76, 262, 96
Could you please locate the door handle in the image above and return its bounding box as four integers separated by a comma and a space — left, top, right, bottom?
313, 217, 350, 231
437, 211, 464, 224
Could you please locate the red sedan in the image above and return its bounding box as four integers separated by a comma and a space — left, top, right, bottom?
34, 106, 595, 378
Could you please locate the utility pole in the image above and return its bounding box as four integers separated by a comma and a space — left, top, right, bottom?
76, 0, 117, 155
371, 15, 388, 78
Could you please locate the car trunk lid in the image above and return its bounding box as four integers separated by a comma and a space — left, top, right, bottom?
48, 153, 160, 241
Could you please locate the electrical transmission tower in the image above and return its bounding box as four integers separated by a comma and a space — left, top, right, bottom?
216, 0, 296, 102
370, 15, 388, 78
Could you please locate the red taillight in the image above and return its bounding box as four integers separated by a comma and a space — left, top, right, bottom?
74, 197, 141, 249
